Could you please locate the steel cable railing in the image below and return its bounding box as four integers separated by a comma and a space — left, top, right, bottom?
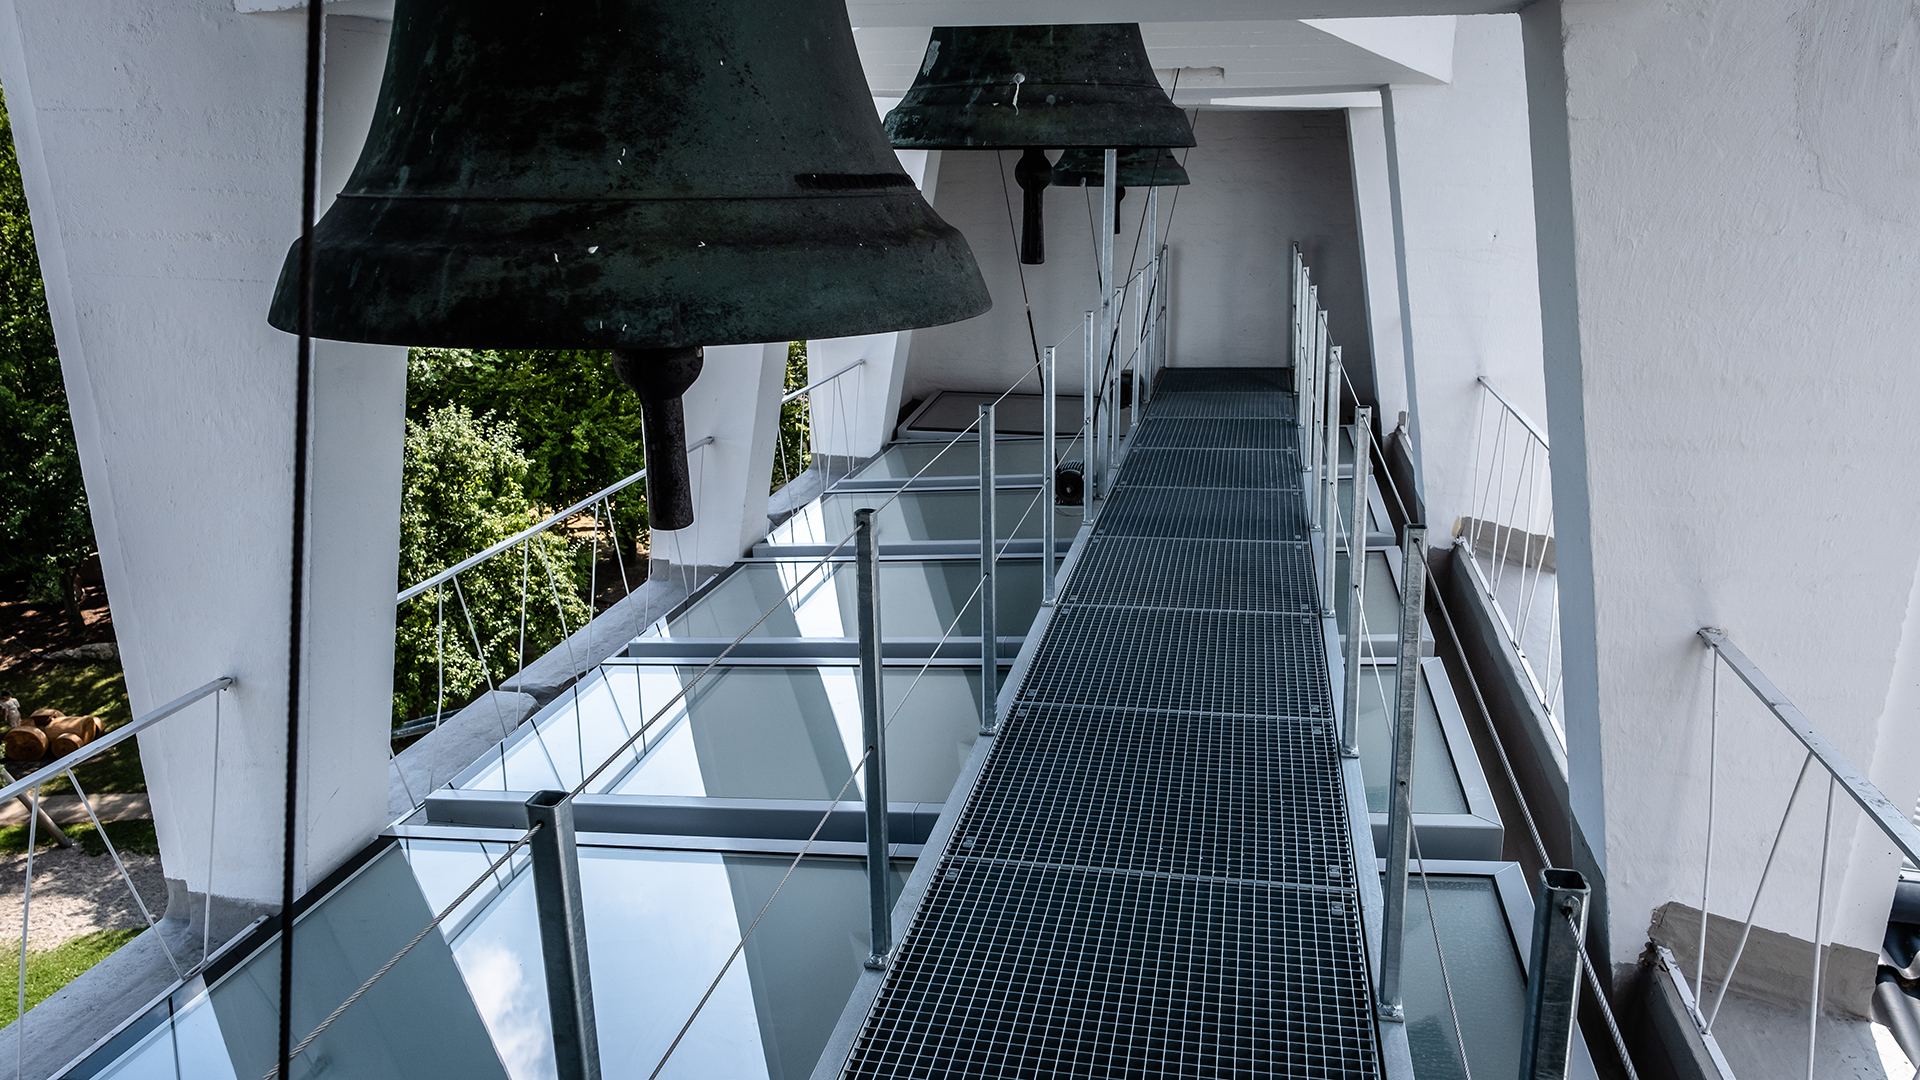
6, 676, 233, 1076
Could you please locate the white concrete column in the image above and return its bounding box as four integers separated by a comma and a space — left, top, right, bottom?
1345, 105, 1411, 441
649, 341, 788, 572
1538, 0, 1920, 969
0, 0, 406, 917
1379, 15, 1545, 537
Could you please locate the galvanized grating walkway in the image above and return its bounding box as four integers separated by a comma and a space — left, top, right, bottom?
841, 368, 1380, 1079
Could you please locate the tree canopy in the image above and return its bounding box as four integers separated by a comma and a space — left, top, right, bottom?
0, 90, 91, 613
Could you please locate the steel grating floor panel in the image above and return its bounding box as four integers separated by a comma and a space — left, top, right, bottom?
852, 861, 1376, 1080
1117, 448, 1301, 489
1153, 367, 1293, 395
1130, 417, 1298, 451
1061, 536, 1318, 613
1017, 606, 1331, 718
1098, 483, 1308, 542
1145, 391, 1295, 419
956, 703, 1352, 886
839, 368, 1378, 1080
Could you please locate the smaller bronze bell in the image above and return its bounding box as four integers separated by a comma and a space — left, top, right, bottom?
1052, 147, 1191, 233
885, 24, 1192, 265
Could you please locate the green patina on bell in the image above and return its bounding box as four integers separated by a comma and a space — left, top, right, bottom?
268, 0, 989, 529
1052, 147, 1191, 233
884, 24, 1192, 265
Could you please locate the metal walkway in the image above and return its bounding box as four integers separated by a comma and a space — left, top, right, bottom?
840, 368, 1381, 1079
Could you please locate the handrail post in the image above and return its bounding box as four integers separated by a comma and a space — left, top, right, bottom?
854, 508, 891, 968
525, 791, 600, 1080
1321, 346, 1342, 614
1519, 868, 1591, 1080
1145, 187, 1160, 403
1098, 150, 1117, 500
1083, 309, 1096, 501
1378, 524, 1428, 1021
1341, 407, 1373, 758
1043, 346, 1057, 605
979, 405, 999, 736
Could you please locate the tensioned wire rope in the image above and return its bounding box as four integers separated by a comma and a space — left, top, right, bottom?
262, 363, 1067, 1076
1333, 361, 1639, 1079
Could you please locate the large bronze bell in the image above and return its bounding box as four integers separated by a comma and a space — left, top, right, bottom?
268, 0, 989, 529
1052, 147, 1191, 233
884, 24, 1192, 265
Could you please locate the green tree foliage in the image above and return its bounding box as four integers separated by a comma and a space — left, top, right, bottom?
771, 340, 812, 493
406, 348, 649, 549
0, 90, 91, 617
392, 405, 588, 727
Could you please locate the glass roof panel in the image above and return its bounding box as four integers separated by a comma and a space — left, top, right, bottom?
1391, 875, 1527, 1080
407, 840, 905, 1080
87, 844, 515, 1080
1334, 550, 1402, 640
657, 559, 1041, 641
459, 664, 983, 801
850, 437, 1085, 480
1356, 664, 1469, 814
766, 488, 1059, 546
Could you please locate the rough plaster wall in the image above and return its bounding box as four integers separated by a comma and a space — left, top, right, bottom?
902, 110, 1370, 405
1386, 14, 1543, 537
0, 2, 405, 903
1554, 0, 1920, 963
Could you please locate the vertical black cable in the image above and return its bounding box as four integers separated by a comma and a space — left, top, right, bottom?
993, 151, 1044, 377
280, 1, 323, 1077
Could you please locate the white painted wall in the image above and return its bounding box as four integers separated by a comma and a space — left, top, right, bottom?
0, 2, 405, 909
1543, 0, 1920, 965
902, 109, 1372, 406
1379, 14, 1542, 534
649, 341, 788, 572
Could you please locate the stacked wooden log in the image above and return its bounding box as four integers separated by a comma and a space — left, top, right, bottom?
5, 704, 104, 762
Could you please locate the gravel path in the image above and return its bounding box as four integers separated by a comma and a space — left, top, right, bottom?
0, 847, 164, 950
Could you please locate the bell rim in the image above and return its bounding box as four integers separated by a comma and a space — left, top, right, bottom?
267, 189, 992, 350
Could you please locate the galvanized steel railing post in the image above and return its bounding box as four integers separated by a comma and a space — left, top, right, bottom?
854, 508, 891, 968
1145, 187, 1160, 402
1098, 150, 1117, 500
1519, 868, 1591, 1080
979, 405, 999, 736
1377, 524, 1428, 1021
1321, 346, 1342, 614
1042, 346, 1057, 605
525, 791, 601, 1080
1083, 309, 1096, 501
1341, 407, 1373, 759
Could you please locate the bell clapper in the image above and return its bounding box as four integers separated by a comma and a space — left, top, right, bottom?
1014, 147, 1053, 265
611, 345, 705, 531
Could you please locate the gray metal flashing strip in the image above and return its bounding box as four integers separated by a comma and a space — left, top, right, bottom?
752, 538, 1073, 558
422, 790, 944, 845
387, 823, 922, 861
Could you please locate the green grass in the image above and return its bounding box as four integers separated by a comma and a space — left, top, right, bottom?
0, 661, 143, 796
0, 928, 142, 1024
0, 818, 156, 857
